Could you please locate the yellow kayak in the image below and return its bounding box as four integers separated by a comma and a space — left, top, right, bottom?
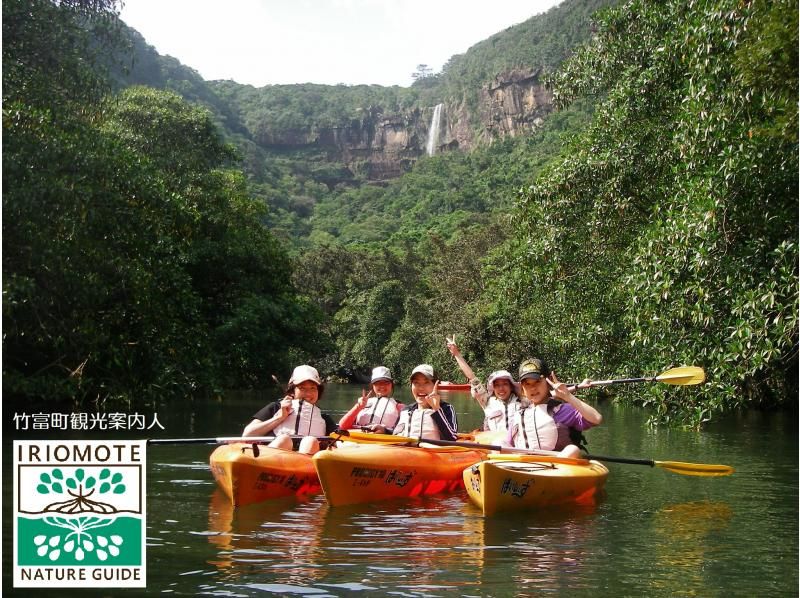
313, 443, 485, 506
209, 443, 321, 507
464, 454, 609, 516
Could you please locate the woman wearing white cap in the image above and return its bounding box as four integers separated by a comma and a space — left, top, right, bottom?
242, 365, 337, 455
446, 338, 522, 434
371, 364, 458, 441
339, 366, 405, 431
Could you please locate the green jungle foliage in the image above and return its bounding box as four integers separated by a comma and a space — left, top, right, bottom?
431, 0, 614, 126
3, 0, 323, 405
289, 0, 798, 428
479, 0, 798, 427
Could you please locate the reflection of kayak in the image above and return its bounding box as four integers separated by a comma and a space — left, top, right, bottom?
464, 455, 609, 516
210, 443, 321, 507
313, 443, 485, 506
438, 383, 471, 392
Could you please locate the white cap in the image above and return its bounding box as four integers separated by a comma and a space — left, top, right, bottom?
487, 370, 519, 397
289, 365, 322, 386
409, 364, 435, 381
371, 366, 393, 383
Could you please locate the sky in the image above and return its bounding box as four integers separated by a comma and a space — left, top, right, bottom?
119, 0, 564, 88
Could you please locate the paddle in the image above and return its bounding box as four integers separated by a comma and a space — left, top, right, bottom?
569, 366, 706, 389
148, 435, 329, 445
583, 453, 733, 477
334, 430, 734, 477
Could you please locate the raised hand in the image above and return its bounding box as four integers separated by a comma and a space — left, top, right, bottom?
426, 380, 441, 410
357, 388, 372, 408
546, 372, 573, 402
279, 395, 294, 417
446, 335, 460, 356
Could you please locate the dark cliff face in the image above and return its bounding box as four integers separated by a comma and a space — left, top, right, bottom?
479, 68, 554, 141
254, 69, 553, 183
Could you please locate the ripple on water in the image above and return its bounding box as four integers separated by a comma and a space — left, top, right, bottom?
153, 461, 210, 470
241, 584, 335, 596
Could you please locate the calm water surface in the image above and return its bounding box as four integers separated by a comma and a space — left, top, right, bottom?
4, 383, 798, 596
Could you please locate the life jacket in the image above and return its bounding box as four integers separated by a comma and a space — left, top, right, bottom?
483, 394, 522, 432
513, 403, 558, 451
355, 396, 401, 428
274, 399, 327, 437
547, 399, 589, 451
394, 407, 442, 440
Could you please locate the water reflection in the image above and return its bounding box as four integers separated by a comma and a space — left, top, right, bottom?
206, 490, 494, 595
649, 501, 734, 593
207, 489, 327, 584
204, 486, 613, 596
461, 499, 604, 593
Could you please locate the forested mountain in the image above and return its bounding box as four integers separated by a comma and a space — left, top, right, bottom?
4, 0, 797, 426
115, 0, 613, 249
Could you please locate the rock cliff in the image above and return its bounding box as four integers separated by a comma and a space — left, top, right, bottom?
254, 69, 554, 183
434, 68, 553, 155
480, 68, 554, 140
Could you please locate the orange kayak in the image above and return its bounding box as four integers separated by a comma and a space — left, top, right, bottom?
438, 383, 471, 392
464, 454, 609, 516
209, 443, 321, 507
313, 443, 485, 506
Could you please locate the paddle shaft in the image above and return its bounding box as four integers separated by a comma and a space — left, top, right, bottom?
148, 435, 327, 445
401, 437, 658, 467
566, 377, 652, 392
338, 432, 732, 476
584, 453, 654, 466
430, 440, 731, 475
568, 366, 706, 390
401, 436, 563, 456
583, 376, 655, 387
411, 438, 665, 468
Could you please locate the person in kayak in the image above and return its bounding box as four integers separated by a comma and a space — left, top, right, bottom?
446, 337, 522, 434
242, 364, 337, 455
509, 358, 602, 458
338, 366, 405, 431
370, 364, 458, 441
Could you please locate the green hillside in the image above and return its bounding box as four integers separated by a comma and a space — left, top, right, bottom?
116, 0, 613, 249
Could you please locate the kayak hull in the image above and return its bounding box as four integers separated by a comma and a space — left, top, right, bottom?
210, 443, 321, 507
464, 455, 609, 516
313, 444, 485, 506
438, 383, 471, 392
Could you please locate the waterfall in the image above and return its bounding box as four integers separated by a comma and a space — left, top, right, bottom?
426, 103, 443, 156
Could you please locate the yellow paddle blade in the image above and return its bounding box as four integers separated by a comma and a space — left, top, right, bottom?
487, 453, 590, 466
654, 460, 734, 476
330, 431, 481, 453
473, 430, 508, 445
330, 430, 412, 444
655, 366, 706, 386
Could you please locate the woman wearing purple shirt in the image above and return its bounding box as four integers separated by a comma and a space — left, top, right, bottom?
508, 357, 603, 459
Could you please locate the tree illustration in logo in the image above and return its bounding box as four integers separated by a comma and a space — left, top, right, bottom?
37, 467, 125, 514
30, 468, 127, 562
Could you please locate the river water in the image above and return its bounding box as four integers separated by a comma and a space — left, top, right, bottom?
3, 384, 798, 596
